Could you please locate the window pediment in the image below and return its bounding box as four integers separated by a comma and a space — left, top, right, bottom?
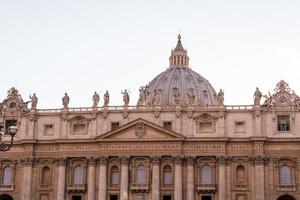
193, 113, 218, 121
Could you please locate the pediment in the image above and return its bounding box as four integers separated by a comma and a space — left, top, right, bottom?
96, 118, 184, 141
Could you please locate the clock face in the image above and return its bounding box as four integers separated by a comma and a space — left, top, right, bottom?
275, 92, 290, 106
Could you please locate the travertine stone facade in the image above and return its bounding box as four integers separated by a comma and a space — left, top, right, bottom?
0, 36, 299, 200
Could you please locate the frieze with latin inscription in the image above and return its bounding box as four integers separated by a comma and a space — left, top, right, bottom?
99, 143, 181, 151
228, 144, 253, 151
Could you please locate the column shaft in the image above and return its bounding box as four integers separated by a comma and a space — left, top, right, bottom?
174, 157, 182, 200
120, 157, 129, 200
186, 157, 194, 200
254, 163, 265, 200
57, 158, 66, 200
22, 164, 32, 200
88, 159, 96, 200
152, 157, 160, 200
98, 157, 108, 200
218, 163, 226, 200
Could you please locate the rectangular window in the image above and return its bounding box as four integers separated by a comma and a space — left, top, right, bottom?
5, 120, 17, 132
111, 122, 120, 131
234, 121, 245, 133
277, 115, 290, 132
72, 124, 86, 134
44, 124, 54, 135
163, 121, 172, 130
197, 122, 214, 133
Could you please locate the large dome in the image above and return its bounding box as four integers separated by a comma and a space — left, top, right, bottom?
137, 35, 218, 106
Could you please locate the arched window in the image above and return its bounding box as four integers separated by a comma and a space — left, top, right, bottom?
2, 166, 13, 185
163, 165, 173, 185
136, 164, 147, 184
279, 165, 292, 185
201, 165, 212, 184
236, 165, 246, 185
111, 166, 119, 185
41, 166, 51, 185
73, 166, 84, 185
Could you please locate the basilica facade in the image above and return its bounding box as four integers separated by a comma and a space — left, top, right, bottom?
0, 36, 299, 200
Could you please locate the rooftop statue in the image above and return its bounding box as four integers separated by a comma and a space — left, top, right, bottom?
103, 90, 110, 107
217, 89, 224, 106
29, 93, 38, 109
122, 89, 130, 106
92, 91, 100, 107
254, 87, 262, 106
62, 93, 70, 108
137, 87, 147, 106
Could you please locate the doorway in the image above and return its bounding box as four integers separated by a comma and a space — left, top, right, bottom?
110, 195, 119, 200
201, 196, 212, 200
0, 195, 13, 200
163, 195, 172, 200
277, 195, 296, 200
71, 195, 82, 200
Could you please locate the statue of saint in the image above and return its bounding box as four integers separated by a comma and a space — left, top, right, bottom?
122, 89, 130, 106
217, 89, 224, 106
262, 92, 273, 108
187, 88, 195, 105
62, 93, 70, 108
92, 91, 100, 107
292, 91, 300, 107
137, 87, 146, 106
29, 93, 38, 109
173, 87, 181, 105
254, 87, 262, 106
152, 89, 162, 105
103, 90, 110, 107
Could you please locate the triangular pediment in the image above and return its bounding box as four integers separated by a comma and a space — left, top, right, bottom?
96, 118, 184, 141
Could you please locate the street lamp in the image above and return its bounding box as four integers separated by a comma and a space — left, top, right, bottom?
0, 125, 18, 151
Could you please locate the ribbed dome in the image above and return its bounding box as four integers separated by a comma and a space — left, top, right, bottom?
144, 67, 218, 106
137, 35, 218, 106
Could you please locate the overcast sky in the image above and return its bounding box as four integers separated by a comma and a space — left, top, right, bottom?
0, 0, 299, 108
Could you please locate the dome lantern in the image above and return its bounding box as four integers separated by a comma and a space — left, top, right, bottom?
137, 35, 218, 107
169, 34, 189, 68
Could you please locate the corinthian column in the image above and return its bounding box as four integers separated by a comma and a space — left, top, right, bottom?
174, 156, 182, 200
151, 157, 160, 200
56, 157, 67, 200
186, 157, 194, 200
88, 157, 97, 200
254, 156, 265, 200
120, 157, 129, 200
218, 156, 226, 200
98, 157, 108, 200
21, 157, 33, 200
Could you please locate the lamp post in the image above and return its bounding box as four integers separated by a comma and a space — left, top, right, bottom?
0, 125, 18, 151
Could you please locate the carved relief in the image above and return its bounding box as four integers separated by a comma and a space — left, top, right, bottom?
262, 80, 300, 108
135, 122, 145, 138
0, 87, 29, 115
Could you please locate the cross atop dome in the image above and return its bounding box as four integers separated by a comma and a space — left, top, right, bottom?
169, 34, 189, 68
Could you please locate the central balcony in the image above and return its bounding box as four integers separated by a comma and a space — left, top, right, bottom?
130, 183, 150, 192
0, 184, 14, 191
196, 183, 217, 193
67, 184, 86, 192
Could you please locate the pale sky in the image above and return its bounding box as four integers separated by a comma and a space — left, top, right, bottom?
0, 0, 300, 108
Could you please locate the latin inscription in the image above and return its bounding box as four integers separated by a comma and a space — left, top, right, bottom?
99, 143, 181, 151
229, 145, 252, 151
32, 144, 255, 152
184, 144, 225, 150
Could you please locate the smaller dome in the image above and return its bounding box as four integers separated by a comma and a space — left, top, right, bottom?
137, 35, 218, 107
